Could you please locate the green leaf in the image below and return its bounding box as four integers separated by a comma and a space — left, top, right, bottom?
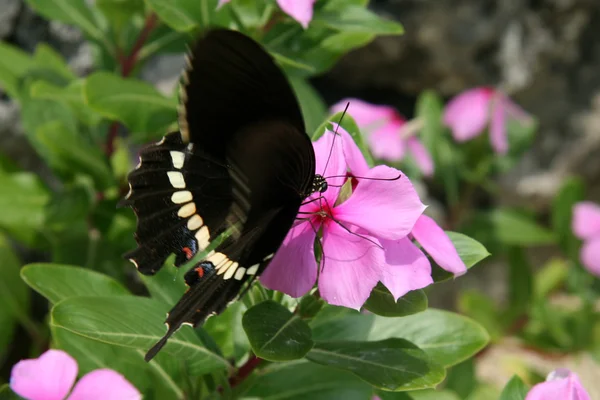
444, 359, 476, 398
242, 300, 313, 361
417, 91, 459, 205
298, 294, 325, 319
470, 209, 556, 247
0, 42, 36, 98
32, 44, 76, 82
498, 375, 528, 400
306, 339, 445, 391
409, 389, 461, 400
84, 72, 177, 138
0, 235, 29, 352
96, 0, 145, 27
0, 385, 21, 400
36, 121, 115, 190
311, 306, 375, 341
431, 232, 490, 283
368, 309, 490, 367
506, 247, 533, 322
145, 0, 222, 32
0, 172, 49, 246
51, 296, 230, 375
457, 290, 503, 342
246, 361, 372, 400
364, 284, 427, 317
552, 177, 585, 257
25, 0, 105, 42
31, 80, 101, 126
313, 6, 404, 34
289, 77, 327, 134
21, 263, 129, 304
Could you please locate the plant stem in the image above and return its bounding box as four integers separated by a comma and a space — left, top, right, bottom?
105, 13, 158, 157
228, 354, 263, 388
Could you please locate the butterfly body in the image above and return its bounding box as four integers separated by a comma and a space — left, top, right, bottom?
122, 29, 322, 361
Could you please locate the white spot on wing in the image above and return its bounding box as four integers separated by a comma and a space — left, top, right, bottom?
195, 226, 210, 249
234, 267, 246, 280
246, 264, 259, 275
217, 260, 233, 274
207, 252, 227, 268
129, 258, 139, 269
263, 253, 274, 261
187, 214, 203, 230
178, 202, 196, 218
170, 151, 185, 169
223, 262, 239, 280
167, 171, 185, 189
171, 190, 192, 204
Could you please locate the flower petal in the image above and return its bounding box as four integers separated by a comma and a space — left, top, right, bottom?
525, 369, 590, 400
581, 236, 600, 278
411, 215, 467, 276
368, 122, 406, 161
261, 222, 318, 297
331, 98, 396, 128
443, 87, 493, 142
336, 124, 370, 176
277, 0, 315, 28
406, 137, 434, 176
313, 129, 347, 204
318, 223, 383, 309
67, 369, 141, 400
334, 166, 426, 240
572, 202, 600, 239
490, 95, 508, 154
10, 349, 78, 400
380, 238, 433, 300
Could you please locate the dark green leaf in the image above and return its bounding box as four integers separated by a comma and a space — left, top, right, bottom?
51, 296, 230, 375
470, 209, 556, 247
311, 305, 374, 341
0, 40, 35, 98
417, 91, 460, 205
21, 263, 129, 304
36, 121, 115, 190
0, 236, 29, 355
242, 300, 313, 361
409, 390, 461, 400
0, 385, 21, 400
368, 309, 490, 367
289, 77, 327, 134
552, 177, 585, 257
364, 284, 427, 317
96, 0, 144, 27
84, 72, 176, 137
444, 359, 476, 398
0, 172, 49, 246
506, 247, 533, 322
25, 0, 105, 42
432, 232, 490, 283
306, 339, 445, 391
204, 302, 250, 361
298, 294, 325, 319
139, 260, 185, 306
146, 0, 223, 32
246, 362, 372, 400
498, 375, 528, 400
313, 6, 404, 34
31, 80, 101, 126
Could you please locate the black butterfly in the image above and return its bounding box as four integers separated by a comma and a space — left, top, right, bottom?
121, 28, 327, 361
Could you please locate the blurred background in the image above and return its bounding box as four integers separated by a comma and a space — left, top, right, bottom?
1, 0, 600, 397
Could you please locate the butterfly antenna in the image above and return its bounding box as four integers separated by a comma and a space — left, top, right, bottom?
324, 172, 403, 187
321, 102, 350, 177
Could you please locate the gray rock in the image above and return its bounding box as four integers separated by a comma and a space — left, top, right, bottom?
0, 0, 21, 39
140, 53, 186, 96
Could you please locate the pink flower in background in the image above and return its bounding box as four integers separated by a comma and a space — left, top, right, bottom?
331, 98, 434, 176
10, 349, 141, 400
262, 127, 466, 309
572, 201, 600, 277
526, 369, 590, 400
443, 87, 530, 154
217, 0, 315, 28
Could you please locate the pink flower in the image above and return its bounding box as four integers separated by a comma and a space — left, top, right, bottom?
443, 87, 530, 154
10, 349, 141, 400
331, 98, 434, 176
572, 201, 600, 277
217, 0, 315, 28
261, 127, 465, 309
526, 369, 590, 400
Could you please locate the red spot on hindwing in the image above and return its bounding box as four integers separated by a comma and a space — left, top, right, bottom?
195, 266, 204, 278
182, 247, 193, 259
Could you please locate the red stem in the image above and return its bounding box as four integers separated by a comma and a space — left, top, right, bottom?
105, 13, 158, 157
228, 354, 263, 388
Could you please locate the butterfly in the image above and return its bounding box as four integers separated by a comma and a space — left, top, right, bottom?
121, 28, 327, 361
